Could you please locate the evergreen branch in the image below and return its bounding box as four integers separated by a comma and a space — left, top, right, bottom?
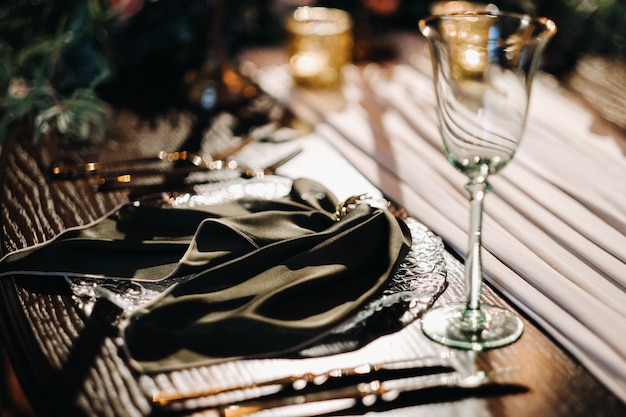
33, 88, 110, 143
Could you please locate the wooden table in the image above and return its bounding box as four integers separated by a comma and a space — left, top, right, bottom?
1, 116, 624, 417
1, 55, 625, 417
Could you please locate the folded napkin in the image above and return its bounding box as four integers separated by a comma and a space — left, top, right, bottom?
0, 178, 412, 372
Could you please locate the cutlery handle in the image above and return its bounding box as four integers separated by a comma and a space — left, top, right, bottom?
50, 151, 202, 179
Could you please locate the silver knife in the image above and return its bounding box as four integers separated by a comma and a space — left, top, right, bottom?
153, 354, 457, 407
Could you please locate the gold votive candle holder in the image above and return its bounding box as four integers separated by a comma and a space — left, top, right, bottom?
429, 1, 499, 14
285, 7, 353, 89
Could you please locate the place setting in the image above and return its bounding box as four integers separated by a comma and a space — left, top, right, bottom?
0, 89, 520, 417
18, 3, 626, 417
1, 129, 458, 405
0, 6, 564, 416
0, 125, 523, 416
30, 172, 523, 416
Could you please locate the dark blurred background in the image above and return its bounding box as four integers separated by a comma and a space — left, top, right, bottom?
3, 0, 625, 98
1, 0, 625, 143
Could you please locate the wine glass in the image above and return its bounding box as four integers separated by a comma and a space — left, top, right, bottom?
419, 11, 556, 350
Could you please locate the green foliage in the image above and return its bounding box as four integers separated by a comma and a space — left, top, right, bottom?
0, 0, 209, 145
0, 0, 113, 144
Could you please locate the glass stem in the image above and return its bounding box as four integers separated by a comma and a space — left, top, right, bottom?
464, 178, 489, 319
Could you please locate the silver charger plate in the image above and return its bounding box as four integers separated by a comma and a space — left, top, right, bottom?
66, 176, 447, 356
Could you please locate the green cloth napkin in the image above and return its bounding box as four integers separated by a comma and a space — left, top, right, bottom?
0, 178, 412, 371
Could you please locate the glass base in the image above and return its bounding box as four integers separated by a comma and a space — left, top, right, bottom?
421, 303, 523, 350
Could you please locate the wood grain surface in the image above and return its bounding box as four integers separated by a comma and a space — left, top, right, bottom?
1, 109, 625, 417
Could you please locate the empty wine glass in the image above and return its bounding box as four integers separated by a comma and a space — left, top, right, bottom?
419, 11, 556, 349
